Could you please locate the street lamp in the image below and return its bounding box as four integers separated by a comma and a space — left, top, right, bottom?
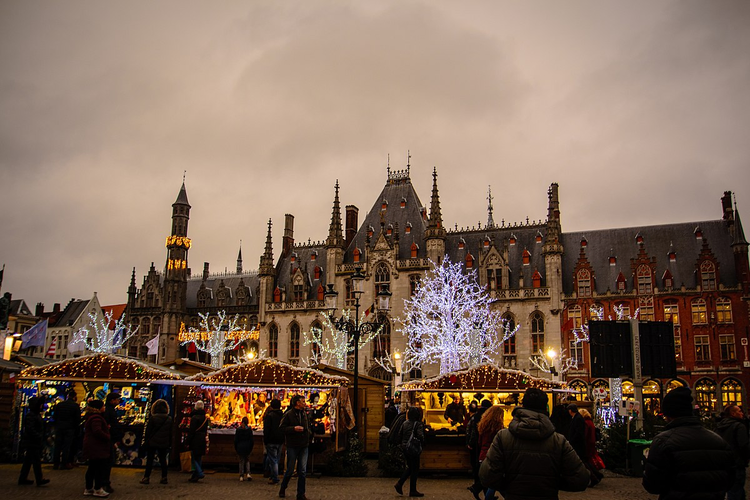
546, 347, 559, 379
324, 267, 391, 434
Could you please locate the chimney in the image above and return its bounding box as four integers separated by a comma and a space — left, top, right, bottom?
722, 191, 734, 223
282, 214, 294, 259
35, 302, 44, 316
345, 205, 359, 249
203, 262, 210, 281
53, 303, 61, 314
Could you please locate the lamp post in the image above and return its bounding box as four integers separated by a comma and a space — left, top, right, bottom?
546, 347, 559, 381
324, 267, 391, 434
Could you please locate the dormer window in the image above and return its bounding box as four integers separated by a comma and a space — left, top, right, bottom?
532, 270, 542, 288
310, 251, 317, 261
580, 238, 587, 248
668, 251, 676, 262
522, 249, 531, 265
314, 266, 321, 280
387, 224, 393, 236
401, 197, 407, 208
353, 248, 361, 263
458, 238, 466, 250
381, 199, 388, 211
695, 227, 703, 240
317, 284, 325, 301
509, 234, 517, 246
291, 253, 297, 263
609, 256, 617, 266
405, 222, 412, 234
663, 269, 674, 289
616, 272, 627, 292
636, 233, 644, 244
466, 253, 474, 269
367, 225, 374, 238
483, 238, 490, 249
536, 232, 543, 243
410, 242, 418, 258
273, 287, 281, 303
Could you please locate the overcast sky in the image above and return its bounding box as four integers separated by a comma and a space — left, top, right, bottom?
1, 0, 749, 310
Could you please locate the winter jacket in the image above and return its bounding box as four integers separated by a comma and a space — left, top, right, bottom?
716, 416, 750, 468
466, 408, 487, 449
53, 398, 81, 431
144, 399, 173, 450
567, 412, 587, 460
279, 407, 312, 448
398, 419, 425, 450
478, 428, 495, 462
643, 416, 735, 500
82, 410, 111, 460
479, 408, 589, 500
263, 408, 285, 445
103, 402, 124, 443
188, 409, 209, 456
583, 415, 598, 464
21, 409, 45, 451
234, 425, 255, 456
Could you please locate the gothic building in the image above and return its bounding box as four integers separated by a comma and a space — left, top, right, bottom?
124, 165, 749, 408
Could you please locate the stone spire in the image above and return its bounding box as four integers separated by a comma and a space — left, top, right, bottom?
425, 167, 446, 240
487, 185, 495, 229
259, 219, 275, 277
236, 242, 243, 274
326, 181, 345, 249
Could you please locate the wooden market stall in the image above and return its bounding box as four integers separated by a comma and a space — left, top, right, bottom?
181, 358, 351, 467
315, 364, 389, 454
397, 363, 565, 471
16, 353, 185, 465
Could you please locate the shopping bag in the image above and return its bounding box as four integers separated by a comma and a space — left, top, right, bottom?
180, 451, 193, 473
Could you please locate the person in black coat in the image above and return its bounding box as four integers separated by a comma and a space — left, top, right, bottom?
188, 400, 210, 483
466, 400, 491, 499
394, 406, 425, 498
140, 399, 173, 485
18, 396, 50, 486
235, 416, 255, 481
52, 390, 80, 470
101, 392, 123, 493
263, 399, 284, 485
715, 404, 749, 500
384, 399, 399, 429
643, 387, 735, 500
567, 403, 587, 462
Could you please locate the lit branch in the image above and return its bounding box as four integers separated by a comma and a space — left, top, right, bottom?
69, 311, 138, 354
179, 311, 257, 369
303, 310, 382, 370
573, 305, 641, 343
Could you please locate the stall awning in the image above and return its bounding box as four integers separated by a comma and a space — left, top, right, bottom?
18, 353, 184, 382
397, 363, 566, 392
187, 358, 348, 388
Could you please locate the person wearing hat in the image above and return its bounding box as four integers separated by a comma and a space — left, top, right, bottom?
18, 396, 50, 487
479, 388, 588, 499
643, 387, 735, 499
82, 399, 110, 497
101, 392, 122, 493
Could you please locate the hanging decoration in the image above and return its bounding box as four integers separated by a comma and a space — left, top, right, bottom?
528, 348, 578, 375
186, 358, 348, 387
572, 304, 641, 343
398, 363, 564, 392
18, 353, 181, 381
69, 310, 138, 354
399, 257, 519, 375
179, 311, 258, 369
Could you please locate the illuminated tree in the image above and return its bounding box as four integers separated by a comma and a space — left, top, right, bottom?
399, 258, 518, 375
573, 304, 640, 343
69, 310, 138, 354
179, 310, 256, 369
304, 309, 382, 370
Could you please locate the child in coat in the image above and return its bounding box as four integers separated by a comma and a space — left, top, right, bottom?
234, 416, 255, 481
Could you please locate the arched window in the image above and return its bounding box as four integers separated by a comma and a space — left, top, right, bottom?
290, 323, 300, 359
502, 313, 516, 368
576, 269, 591, 297
375, 263, 390, 290
568, 380, 588, 402
637, 265, 653, 294
592, 379, 610, 401
666, 379, 687, 393
716, 297, 733, 323
141, 317, 150, 336
695, 378, 716, 413
409, 275, 420, 296
700, 260, 717, 291
268, 324, 278, 358
466, 253, 474, 269
643, 379, 662, 415
310, 321, 322, 362
721, 378, 743, 407
530, 312, 545, 353
372, 317, 390, 360
692, 299, 708, 324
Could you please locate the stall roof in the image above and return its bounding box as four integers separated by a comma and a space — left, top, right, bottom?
160, 358, 215, 376
187, 358, 349, 388
18, 353, 183, 382
397, 364, 566, 392
13, 355, 54, 368
315, 364, 390, 386
0, 358, 23, 372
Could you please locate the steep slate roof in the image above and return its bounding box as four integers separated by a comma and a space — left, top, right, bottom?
275, 244, 327, 298
445, 224, 547, 288
53, 299, 90, 328
185, 273, 260, 309
9, 299, 33, 316
345, 172, 428, 261
561, 219, 737, 294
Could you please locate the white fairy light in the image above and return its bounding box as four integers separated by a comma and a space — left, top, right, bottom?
69, 310, 138, 354
180, 310, 255, 369
303, 310, 382, 370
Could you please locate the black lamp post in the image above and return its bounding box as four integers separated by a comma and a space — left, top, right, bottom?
324, 267, 391, 434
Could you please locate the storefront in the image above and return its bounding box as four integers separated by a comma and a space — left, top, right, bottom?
397, 363, 565, 471
181, 358, 351, 466
16, 353, 184, 465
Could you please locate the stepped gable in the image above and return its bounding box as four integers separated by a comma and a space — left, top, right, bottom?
345, 168, 428, 261
186, 272, 260, 309
274, 243, 327, 299
561, 219, 737, 294
445, 223, 547, 289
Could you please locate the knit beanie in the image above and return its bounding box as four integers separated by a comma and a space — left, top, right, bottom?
522, 388, 549, 415
662, 387, 693, 418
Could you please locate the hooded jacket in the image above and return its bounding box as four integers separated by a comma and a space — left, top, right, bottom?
263, 408, 285, 445
21, 397, 46, 450
234, 424, 255, 456
716, 416, 750, 468
479, 407, 589, 500
82, 408, 111, 460
188, 408, 209, 455
643, 416, 735, 500
144, 399, 173, 450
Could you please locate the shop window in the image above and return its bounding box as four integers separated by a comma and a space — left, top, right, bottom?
695, 335, 711, 362
268, 324, 278, 358
692, 299, 708, 324
622, 380, 634, 399
716, 298, 733, 323
637, 265, 653, 294
700, 260, 717, 291
664, 301, 679, 325
695, 378, 716, 413
290, 323, 300, 359
576, 269, 591, 297
720, 334, 736, 361
591, 379, 609, 400
666, 379, 686, 393
568, 380, 588, 401
721, 378, 743, 407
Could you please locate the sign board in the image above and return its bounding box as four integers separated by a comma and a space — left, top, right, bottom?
592, 387, 607, 400
618, 399, 641, 417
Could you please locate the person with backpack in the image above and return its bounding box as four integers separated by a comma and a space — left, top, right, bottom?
235, 416, 255, 482
394, 406, 425, 498
187, 400, 210, 483
263, 398, 284, 485
140, 399, 173, 485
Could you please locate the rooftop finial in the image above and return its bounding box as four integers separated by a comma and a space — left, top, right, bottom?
183, 170, 186, 183
487, 185, 495, 229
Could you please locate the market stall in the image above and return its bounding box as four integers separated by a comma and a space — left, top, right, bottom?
397, 363, 566, 471
181, 358, 351, 467
16, 353, 184, 465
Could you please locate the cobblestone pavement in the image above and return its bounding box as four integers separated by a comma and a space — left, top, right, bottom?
0, 463, 666, 500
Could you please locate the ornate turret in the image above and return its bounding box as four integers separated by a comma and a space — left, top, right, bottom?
732, 198, 749, 295
326, 181, 345, 249
258, 219, 276, 325
543, 183, 563, 313
236, 243, 243, 274
425, 167, 446, 263
259, 219, 275, 277
487, 186, 495, 229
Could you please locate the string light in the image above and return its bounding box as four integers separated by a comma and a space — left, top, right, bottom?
399, 258, 519, 375
69, 310, 138, 354
573, 304, 641, 343
398, 363, 565, 392
185, 358, 348, 387
179, 311, 258, 369
18, 353, 181, 381
303, 310, 382, 369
